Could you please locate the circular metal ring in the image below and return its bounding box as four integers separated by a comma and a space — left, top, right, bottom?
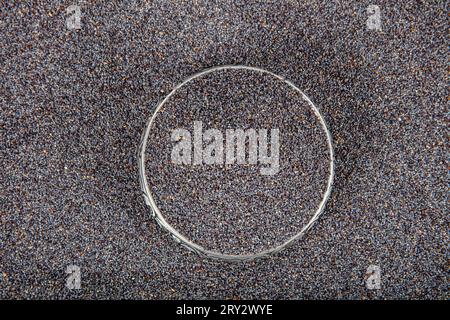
138, 65, 335, 262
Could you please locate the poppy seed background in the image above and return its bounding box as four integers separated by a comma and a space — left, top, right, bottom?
1, 0, 447, 299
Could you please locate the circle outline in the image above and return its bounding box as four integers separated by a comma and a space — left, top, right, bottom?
138, 65, 335, 261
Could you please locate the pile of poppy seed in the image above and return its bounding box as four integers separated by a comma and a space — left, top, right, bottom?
1, 1, 447, 299
145, 68, 331, 256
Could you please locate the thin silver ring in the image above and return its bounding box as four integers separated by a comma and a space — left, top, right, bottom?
138, 65, 335, 262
